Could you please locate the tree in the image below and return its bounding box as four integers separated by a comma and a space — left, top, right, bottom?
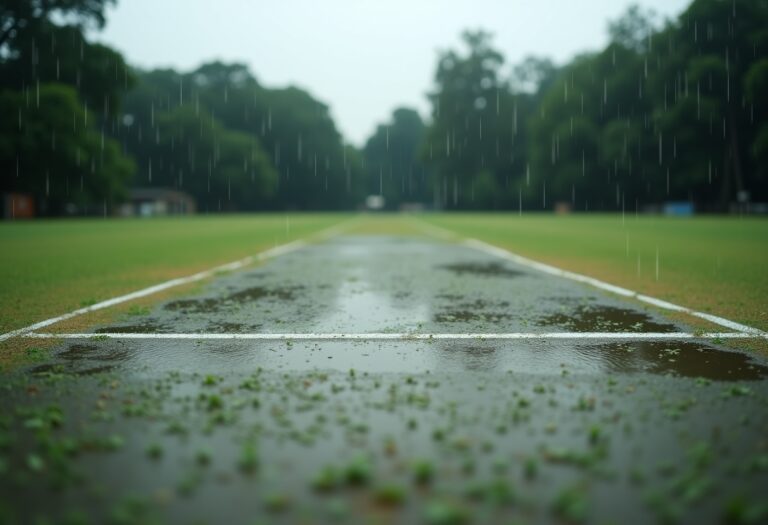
527, 0, 768, 210
423, 30, 527, 209
745, 59, 768, 183
0, 22, 135, 115
119, 62, 366, 211
0, 0, 114, 52
141, 105, 277, 211
607, 5, 658, 53
0, 0, 136, 214
363, 107, 427, 208
0, 84, 134, 214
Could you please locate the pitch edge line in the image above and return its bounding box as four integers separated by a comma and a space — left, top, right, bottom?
24, 332, 767, 340
460, 238, 766, 337
0, 220, 354, 342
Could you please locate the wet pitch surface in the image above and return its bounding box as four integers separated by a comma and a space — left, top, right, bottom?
2, 236, 768, 524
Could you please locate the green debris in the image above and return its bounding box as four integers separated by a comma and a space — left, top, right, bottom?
238, 441, 258, 474
374, 483, 406, 507
413, 459, 434, 486
424, 500, 469, 525
343, 456, 371, 486
552, 485, 588, 524
263, 492, 292, 513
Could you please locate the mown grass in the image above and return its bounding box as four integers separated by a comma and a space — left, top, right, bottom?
0, 213, 350, 333
418, 213, 768, 331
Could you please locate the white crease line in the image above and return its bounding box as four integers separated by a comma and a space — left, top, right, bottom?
0, 221, 353, 342
462, 238, 767, 337
24, 332, 766, 340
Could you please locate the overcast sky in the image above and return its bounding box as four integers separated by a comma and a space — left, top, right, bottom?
93, 0, 691, 146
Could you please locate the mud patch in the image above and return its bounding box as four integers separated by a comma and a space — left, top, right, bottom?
228, 285, 302, 302
437, 261, 524, 278
57, 344, 128, 362
27, 343, 127, 376
205, 321, 253, 332
164, 297, 221, 314
577, 341, 768, 381
434, 299, 514, 324
95, 321, 169, 334
164, 285, 304, 313
538, 304, 678, 332
29, 363, 115, 376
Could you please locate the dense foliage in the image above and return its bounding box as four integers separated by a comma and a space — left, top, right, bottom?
1, 0, 766, 214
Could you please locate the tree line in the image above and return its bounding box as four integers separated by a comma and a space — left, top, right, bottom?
1, 0, 766, 215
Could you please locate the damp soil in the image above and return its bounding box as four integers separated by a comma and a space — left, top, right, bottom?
434, 310, 515, 323
27, 343, 129, 376
204, 321, 253, 332
164, 285, 304, 314
538, 304, 679, 332
437, 261, 525, 278
95, 321, 170, 333
434, 299, 515, 324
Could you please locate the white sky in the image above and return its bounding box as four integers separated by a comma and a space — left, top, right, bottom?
92, 0, 691, 146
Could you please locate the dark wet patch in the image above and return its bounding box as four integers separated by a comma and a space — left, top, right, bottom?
28, 363, 115, 376
228, 285, 302, 302
434, 310, 514, 323
205, 321, 252, 332
434, 299, 513, 324
578, 341, 768, 381
57, 344, 128, 362
437, 261, 524, 278
25, 344, 128, 376
538, 305, 678, 332
164, 285, 304, 313
95, 322, 168, 334
164, 297, 222, 314
544, 296, 596, 305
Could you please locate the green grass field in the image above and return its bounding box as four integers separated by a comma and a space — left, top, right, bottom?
1, 212, 767, 335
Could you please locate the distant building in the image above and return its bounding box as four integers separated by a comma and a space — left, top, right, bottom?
663, 201, 694, 216
364, 195, 385, 211
2, 193, 35, 219
118, 188, 196, 217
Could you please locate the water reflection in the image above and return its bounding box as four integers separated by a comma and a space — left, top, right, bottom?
574, 341, 768, 381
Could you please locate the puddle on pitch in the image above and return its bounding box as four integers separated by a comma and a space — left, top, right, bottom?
537, 304, 678, 332
574, 341, 768, 381
311, 277, 430, 332
433, 340, 768, 380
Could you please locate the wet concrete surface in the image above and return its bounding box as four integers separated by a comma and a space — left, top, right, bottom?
93, 235, 691, 335
3, 235, 768, 524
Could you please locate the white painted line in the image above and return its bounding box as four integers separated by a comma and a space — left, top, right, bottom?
0, 221, 352, 342
25, 332, 767, 340
461, 238, 767, 337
